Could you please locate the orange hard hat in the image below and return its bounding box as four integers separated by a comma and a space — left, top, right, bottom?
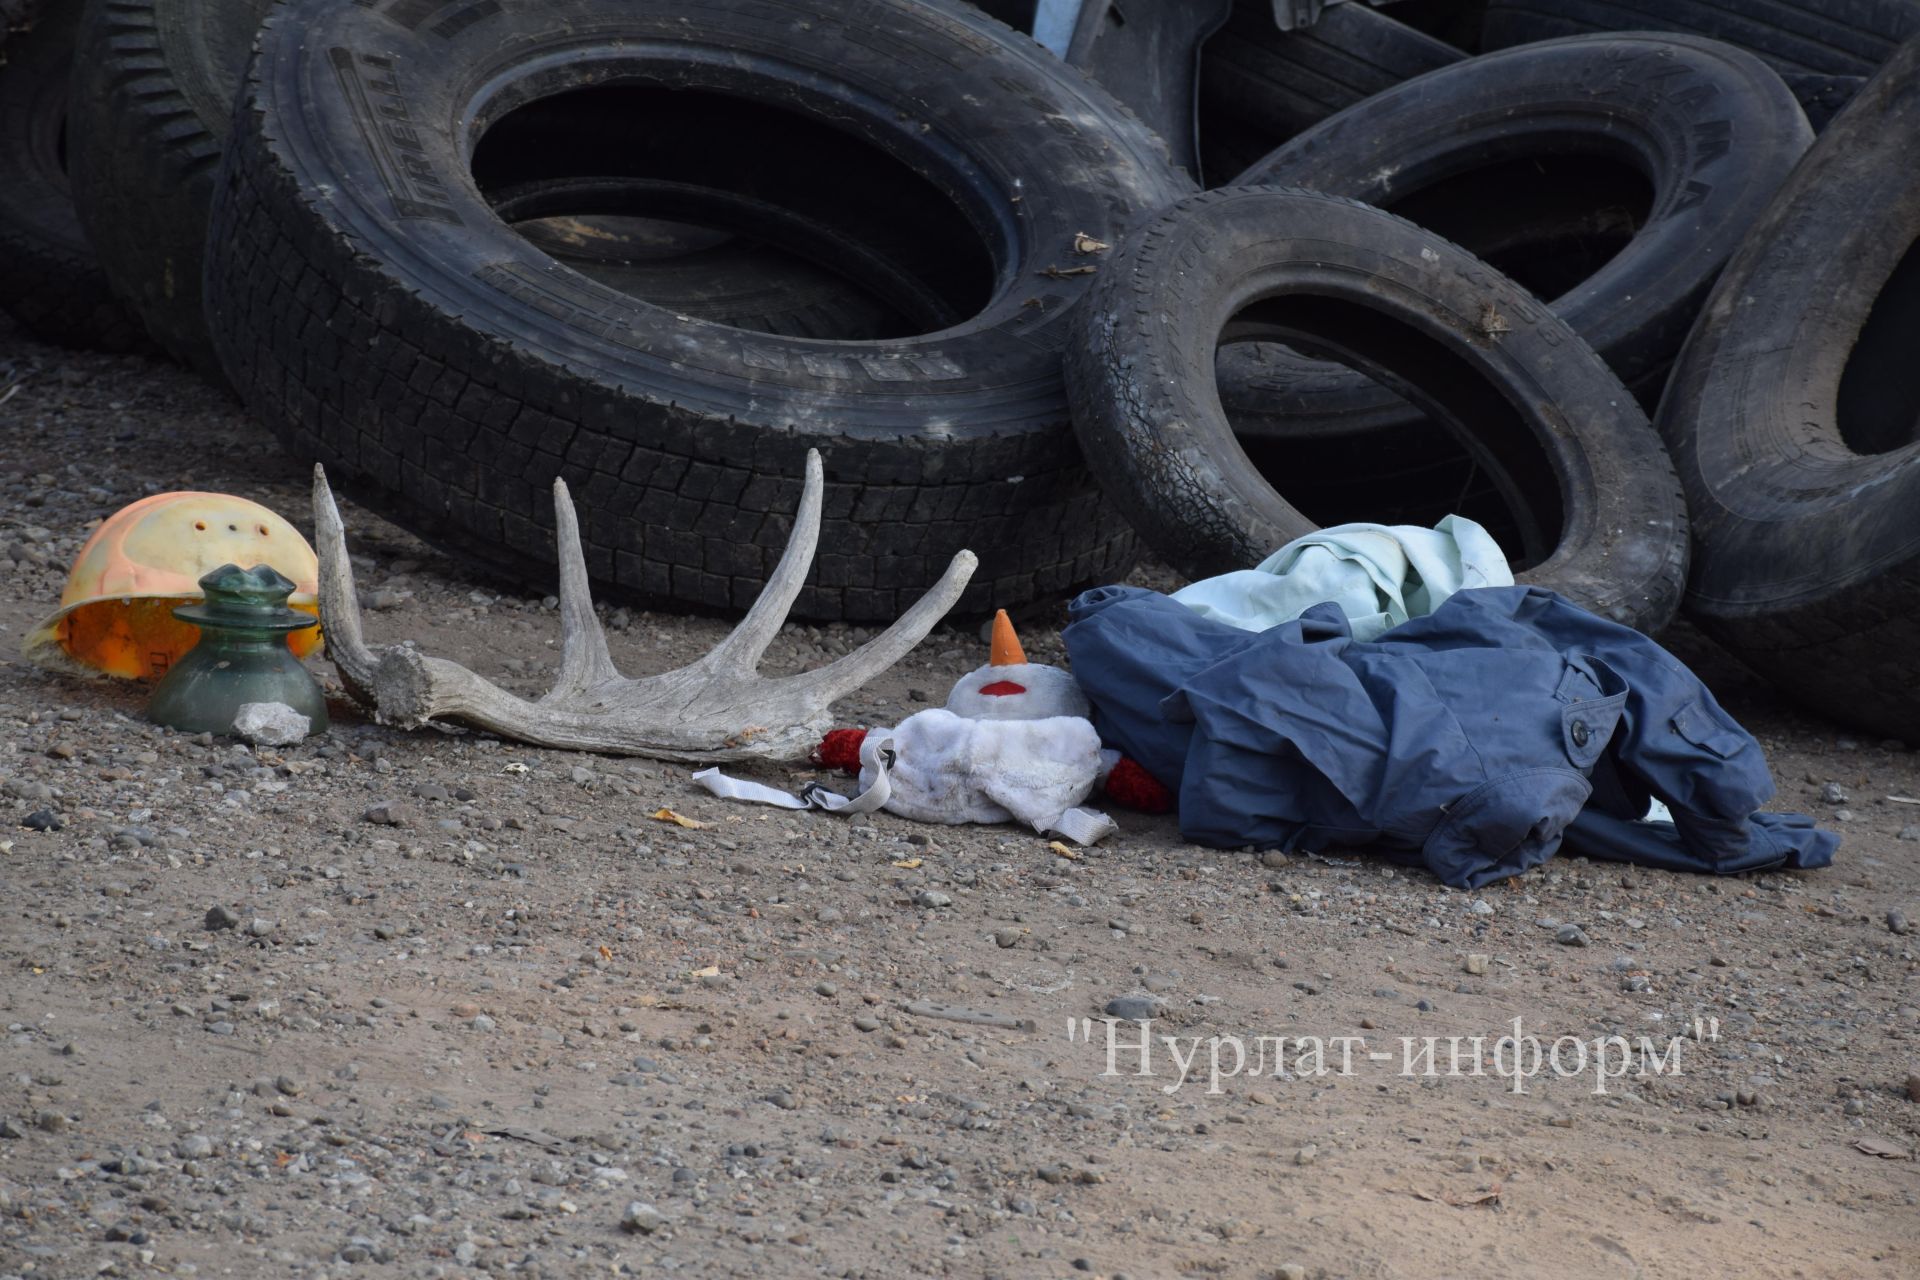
23, 491, 322, 681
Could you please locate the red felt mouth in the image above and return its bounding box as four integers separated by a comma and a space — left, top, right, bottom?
978, 680, 1028, 697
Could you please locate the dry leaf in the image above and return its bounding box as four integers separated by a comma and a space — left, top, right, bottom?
1072, 232, 1111, 254
1854, 1137, 1912, 1159
597, 945, 614, 961
652, 808, 705, 829
891, 858, 923, 870
1047, 841, 1080, 860
1411, 1182, 1504, 1207
689, 964, 720, 979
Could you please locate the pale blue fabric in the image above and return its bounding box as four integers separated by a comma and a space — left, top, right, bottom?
1170, 516, 1512, 640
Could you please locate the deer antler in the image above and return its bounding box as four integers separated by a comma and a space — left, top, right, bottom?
312, 452, 976, 762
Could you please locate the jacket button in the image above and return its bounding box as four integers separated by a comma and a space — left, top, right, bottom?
1570, 719, 1591, 747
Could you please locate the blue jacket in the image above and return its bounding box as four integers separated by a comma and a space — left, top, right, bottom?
1062, 585, 1835, 889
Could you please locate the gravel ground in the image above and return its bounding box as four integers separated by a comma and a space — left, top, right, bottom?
0, 316, 1917, 1279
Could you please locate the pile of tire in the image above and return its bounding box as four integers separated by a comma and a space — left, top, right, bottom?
1065, 0, 1920, 737
0, 0, 1914, 737
6, 0, 1193, 623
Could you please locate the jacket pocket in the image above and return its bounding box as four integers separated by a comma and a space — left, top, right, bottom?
1557, 656, 1627, 770
1671, 697, 1750, 760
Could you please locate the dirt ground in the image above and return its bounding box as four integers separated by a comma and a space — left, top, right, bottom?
0, 315, 1916, 1280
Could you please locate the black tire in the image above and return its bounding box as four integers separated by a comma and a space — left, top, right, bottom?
66, 0, 272, 379
487, 177, 944, 342
1779, 70, 1871, 130
1, 0, 53, 56
1482, 0, 1920, 123
0, 0, 147, 351
1197, 0, 1464, 185
1062, 0, 1231, 177
1218, 32, 1812, 447
1065, 187, 1689, 632
205, 0, 1191, 622
1659, 36, 1920, 739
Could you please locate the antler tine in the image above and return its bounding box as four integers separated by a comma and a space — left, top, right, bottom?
772, 548, 977, 706
311, 464, 381, 702
705, 448, 825, 679
546, 478, 620, 701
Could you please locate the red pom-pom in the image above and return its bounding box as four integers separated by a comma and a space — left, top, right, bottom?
1104, 756, 1173, 813
812, 728, 868, 775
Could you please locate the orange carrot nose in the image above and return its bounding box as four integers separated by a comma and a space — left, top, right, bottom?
990, 609, 1026, 667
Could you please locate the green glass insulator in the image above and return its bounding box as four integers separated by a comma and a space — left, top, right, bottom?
147, 563, 328, 736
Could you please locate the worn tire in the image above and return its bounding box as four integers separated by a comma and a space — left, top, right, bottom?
1218, 33, 1812, 454
0, 0, 147, 351
1, 0, 54, 56
1660, 37, 1920, 739
489, 177, 941, 341
1065, 187, 1689, 632
1483, 0, 1920, 123
206, 0, 1191, 622
1778, 70, 1871, 130
1198, 0, 1463, 185
65, 0, 270, 378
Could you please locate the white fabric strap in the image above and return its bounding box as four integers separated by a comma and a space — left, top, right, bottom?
692, 739, 898, 817
689, 768, 812, 809
1049, 806, 1118, 846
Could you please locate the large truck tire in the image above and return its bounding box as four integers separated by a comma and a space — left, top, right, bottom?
206, 0, 1192, 621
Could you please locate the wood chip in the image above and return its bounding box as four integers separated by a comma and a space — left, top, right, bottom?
652, 808, 705, 829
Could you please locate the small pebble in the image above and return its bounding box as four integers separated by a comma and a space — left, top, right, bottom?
362, 802, 415, 827
620, 1201, 665, 1235
1104, 995, 1163, 1021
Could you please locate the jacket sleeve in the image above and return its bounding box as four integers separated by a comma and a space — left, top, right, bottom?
1497, 589, 1838, 873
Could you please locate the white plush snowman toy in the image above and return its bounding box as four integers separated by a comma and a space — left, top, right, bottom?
808, 611, 1169, 842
